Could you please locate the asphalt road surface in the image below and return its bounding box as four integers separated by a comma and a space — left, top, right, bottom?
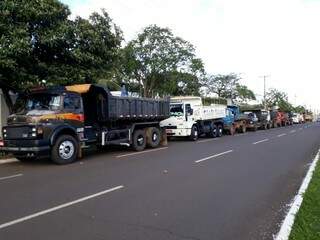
0, 123, 319, 240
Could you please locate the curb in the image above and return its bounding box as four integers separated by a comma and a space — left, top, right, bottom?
0, 158, 18, 164
274, 149, 320, 240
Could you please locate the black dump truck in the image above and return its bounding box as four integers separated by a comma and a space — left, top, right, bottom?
241, 108, 272, 130
0, 84, 170, 164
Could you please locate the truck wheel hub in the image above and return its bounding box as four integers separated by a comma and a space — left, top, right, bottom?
137, 136, 144, 145
152, 133, 158, 141
59, 141, 75, 159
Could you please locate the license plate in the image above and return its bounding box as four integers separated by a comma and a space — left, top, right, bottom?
166, 129, 173, 133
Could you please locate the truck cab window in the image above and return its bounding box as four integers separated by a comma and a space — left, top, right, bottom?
64, 95, 82, 113
170, 104, 184, 117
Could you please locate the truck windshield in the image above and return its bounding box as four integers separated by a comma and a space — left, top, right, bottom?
170, 104, 184, 117
13, 93, 62, 113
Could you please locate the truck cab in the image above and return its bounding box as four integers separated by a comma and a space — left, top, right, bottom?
160, 100, 197, 139
1, 87, 85, 164
160, 96, 226, 140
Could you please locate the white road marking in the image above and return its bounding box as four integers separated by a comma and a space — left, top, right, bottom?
116, 147, 168, 158
290, 130, 296, 133
0, 159, 18, 164
195, 150, 233, 163
196, 138, 218, 144
275, 150, 320, 240
299, 128, 303, 130
252, 139, 269, 145
0, 174, 23, 181
277, 133, 287, 137
0, 185, 124, 230
235, 133, 248, 137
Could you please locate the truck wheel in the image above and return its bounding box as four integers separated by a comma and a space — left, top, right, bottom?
209, 125, 218, 138
229, 125, 235, 135
146, 127, 161, 148
240, 125, 246, 133
51, 135, 78, 164
132, 129, 146, 151
190, 125, 199, 141
217, 125, 223, 137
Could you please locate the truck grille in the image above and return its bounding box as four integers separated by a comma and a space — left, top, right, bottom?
165, 126, 177, 129
4, 126, 33, 139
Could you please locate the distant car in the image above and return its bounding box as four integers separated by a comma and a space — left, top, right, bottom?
316, 117, 320, 122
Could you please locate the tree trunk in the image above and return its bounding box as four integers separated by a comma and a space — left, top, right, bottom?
2, 88, 14, 114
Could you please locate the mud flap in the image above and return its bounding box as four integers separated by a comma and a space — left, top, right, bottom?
160, 129, 168, 146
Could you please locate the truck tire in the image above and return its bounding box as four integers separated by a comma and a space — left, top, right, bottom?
146, 127, 161, 148
132, 129, 146, 151
240, 125, 246, 133
217, 125, 223, 137
229, 125, 235, 135
51, 135, 78, 164
209, 124, 218, 138
190, 125, 199, 141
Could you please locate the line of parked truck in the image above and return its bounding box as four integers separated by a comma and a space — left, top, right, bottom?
0, 84, 312, 164
160, 96, 311, 140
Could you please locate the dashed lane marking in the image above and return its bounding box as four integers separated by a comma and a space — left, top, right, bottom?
0, 185, 124, 230
116, 147, 168, 158
252, 139, 269, 145
0, 174, 23, 181
195, 150, 233, 163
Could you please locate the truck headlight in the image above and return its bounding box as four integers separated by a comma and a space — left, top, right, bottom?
37, 127, 44, 135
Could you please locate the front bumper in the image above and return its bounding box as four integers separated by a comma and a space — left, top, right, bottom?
165, 128, 192, 137
0, 140, 50, 158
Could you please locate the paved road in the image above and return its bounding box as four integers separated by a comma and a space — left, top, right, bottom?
0, 123, 319, 240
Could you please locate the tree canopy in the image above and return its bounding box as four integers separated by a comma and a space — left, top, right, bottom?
118, 25, 205, 97
265, 88, 293, 112
203, 73, 256, 103
0, 0, 122, 90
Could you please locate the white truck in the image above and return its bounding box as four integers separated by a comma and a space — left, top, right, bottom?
292, 113, 304, 124
160, 96, 226, 140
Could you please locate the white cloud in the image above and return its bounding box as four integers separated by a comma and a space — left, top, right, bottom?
64, 0, 320, 111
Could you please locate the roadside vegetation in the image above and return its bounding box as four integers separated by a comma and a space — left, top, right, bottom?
0, 0, 311, 114
289, 159, 320, 240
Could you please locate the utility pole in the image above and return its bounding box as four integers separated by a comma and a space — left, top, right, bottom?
259, 75, 270, 109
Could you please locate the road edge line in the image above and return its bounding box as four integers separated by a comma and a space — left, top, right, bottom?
274, 149, 320, 240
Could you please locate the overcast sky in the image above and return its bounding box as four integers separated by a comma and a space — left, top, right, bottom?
62, 0, 320, 110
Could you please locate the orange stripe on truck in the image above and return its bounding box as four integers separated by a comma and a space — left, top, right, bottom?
39, 113, 84, 122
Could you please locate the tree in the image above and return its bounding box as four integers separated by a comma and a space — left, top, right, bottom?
203, 73, 256, 103
235, 84, 256, 103
0, 0, 122, 111
203, 73, 240, 99
265, 88, 293, 112
118, 25, 205, 97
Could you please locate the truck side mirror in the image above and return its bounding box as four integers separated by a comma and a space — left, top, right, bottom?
188, 108, 193, 116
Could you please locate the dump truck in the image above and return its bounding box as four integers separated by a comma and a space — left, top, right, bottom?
0, 84, 170, 164
241, 108, 272, 130
160, 96, 226, 140
223, 105, 251, 134
270, 110, 282, 127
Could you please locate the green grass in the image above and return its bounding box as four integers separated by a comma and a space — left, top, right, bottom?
289, 158, 320, 240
